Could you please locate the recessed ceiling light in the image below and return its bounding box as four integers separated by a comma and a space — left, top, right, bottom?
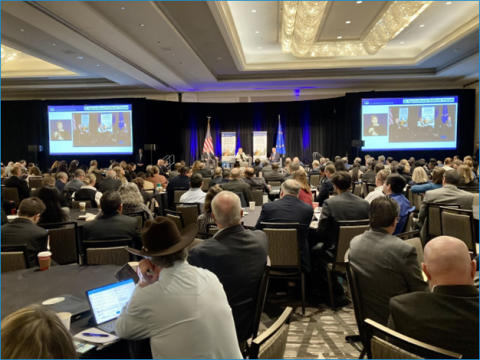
252, 10, 256, 12
255, 31, 260, 34
52, 44, 56, 46
356, 1, 362, 3
217, 57, 222, 60
337, 36, 343, 39
139, 24, 145, 27
121, 6, 125, 9
77, 56, 83, 59
446, 1, 452, 4
20, 29, 25, 32
171, 53, 175, 56
114, 74, 117, 76
419, 24, 425, 27
258, 47, 262, 49
400, 41, 405, 44
96, 64, 100, 66
345, 21, 351, 24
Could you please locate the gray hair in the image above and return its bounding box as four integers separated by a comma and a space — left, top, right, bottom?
289, 162, 300, 173
312, 160, 319, 167
262, 160, 269, 167
366, 157, 373, 165
378, 155, 385, 162
106, 170, 117, 179
211, 191, 242, 227
148, 248, 188, 269
281, 179, 301, 197
56, 172, 68, 180
118, 182, 143, 206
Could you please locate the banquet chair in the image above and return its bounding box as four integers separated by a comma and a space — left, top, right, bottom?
38, 222, 78, 265
71, 200, 93, 209
440, 207, 477, 255
309, 174, 320, 188
173, 189, 189, 204
326, 220, 370, 311
125, 210, 148, 231
202, 178, 211, 192
234, 192, 248, 207
424, 202, 460, 242
250, 264, 270, 340
361, 182, 369, 198
249, 307, 292, 359
1, 245, 29, 273
28, 177, 43, 190
260, 222, 305, 315
352, 182, 362, 197
2, 187, 20, 206
175, 203, 201, 227
473, 193, 479, 206
267, 181, 281, 187
164, 210, 185, 231
252, 189, 264, 206
82, 238, 134, 266
364, 319, 462, 359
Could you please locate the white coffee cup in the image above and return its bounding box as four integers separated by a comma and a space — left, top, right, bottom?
56, 312, 72, 330
79, 202, 86, 211
38, 251, 52, 270
128, 261, 139, 272
312, 202, 319, 211
249, 201, 256, 211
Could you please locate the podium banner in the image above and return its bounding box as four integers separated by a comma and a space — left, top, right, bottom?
253, 131, 267, 160
221, 132, 236, 162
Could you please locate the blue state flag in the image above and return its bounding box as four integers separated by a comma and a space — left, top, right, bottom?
276, 117, 286, 155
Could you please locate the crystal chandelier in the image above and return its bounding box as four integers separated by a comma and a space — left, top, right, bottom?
281, 1, 432, 57
1, 46, 19, 65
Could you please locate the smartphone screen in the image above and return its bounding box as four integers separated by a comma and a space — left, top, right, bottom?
114, 264, 139, 284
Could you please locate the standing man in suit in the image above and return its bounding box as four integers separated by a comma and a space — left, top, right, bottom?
349, 196, 429, 325
1, 197, 49, 268
189, 191, 268, 343
135, 149, 145, 172
83, 191, 141, 248
98, 170, 122, 193
268, 147, 280, 164
221, 168, 254, 204
3, 166, 30, 202
388, 236, 478, 359
256, 179, 313, 273
418, 170, 473, 240
315, 164, 335, 206
263, 163, 285, 182
312, 171, 370, 307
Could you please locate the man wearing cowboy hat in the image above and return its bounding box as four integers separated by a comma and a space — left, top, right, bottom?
115, 217, 242, 359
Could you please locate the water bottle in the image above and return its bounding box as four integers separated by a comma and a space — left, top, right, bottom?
157, 183, 162, 192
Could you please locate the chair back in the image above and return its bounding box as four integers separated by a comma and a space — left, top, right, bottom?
249, 307, 293, 359
124, 211, 147, 231
164, 210, 185, 231
71, 200, 93, 209
93, 172, 103, 184
252, 189, 264, 206
334, 220, 370, 267
440, 207, 477, 255
425, 203, 460, 239
175, 203, 201, 226
405, 185, 413, 206
202, 178, 211, 192
268, 181, 281, 187
28, 177, 43, 190
261, 223, 300, 270
364, 319, 462, 359
2, 187, 20, 205
352, 182, 362, 197
174, 189, 189, 204
82, 238, 133, 265
235, 192, 248, 207
38, 222, 78, 265
404, 237, 424, 265
361, 182, 369, 197
1, 245, 29, 273
403, 212, 414, 233
251, 264, 270, 340
310, 174, 320, 187
473, 193, 479, 206
1, 210, 8, 225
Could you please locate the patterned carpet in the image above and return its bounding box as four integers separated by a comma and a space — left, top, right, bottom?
260, 293, 362, 359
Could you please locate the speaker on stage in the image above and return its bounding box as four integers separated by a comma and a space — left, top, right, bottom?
144, 144, 156, 151
28, 145, 43, 152
351, 140, 364, 148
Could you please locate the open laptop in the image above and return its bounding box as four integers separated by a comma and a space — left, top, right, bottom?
86, 278, 136, 334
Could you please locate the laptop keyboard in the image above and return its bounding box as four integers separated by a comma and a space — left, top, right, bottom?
97, 320, 116, 334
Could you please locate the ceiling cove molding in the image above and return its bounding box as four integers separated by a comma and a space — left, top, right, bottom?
25, 1, 177, 91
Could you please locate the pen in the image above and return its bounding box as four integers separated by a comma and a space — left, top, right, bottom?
82, 333, 109, 337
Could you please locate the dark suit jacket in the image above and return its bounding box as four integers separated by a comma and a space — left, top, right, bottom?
31, 185, 61, 198
3, 176, 30, 202
134, 153, 144, 165
222, 179, 254, 203
316, 192, 370, 262
55, 180, 66, 192
243, 177, 269, 193
253, 165, 263, 176
315, 178, 333, 206
268, 152, 280, 163
256, 195, 313, 272
350, 229, 429, 326
209, 176, 223, 188
388, 285, 479, 359
1, 218, 49, 267
64, 178, 84, 192
83, 212, 141, 248
188, 225, 269, 342
194, 169, 212, 179
362, 170, 376, 184
166, 175, 191, 207
263, 170, 285, 182
98, 178, 122, 193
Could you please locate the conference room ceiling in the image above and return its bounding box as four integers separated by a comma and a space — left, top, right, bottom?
1, 1, 478, 97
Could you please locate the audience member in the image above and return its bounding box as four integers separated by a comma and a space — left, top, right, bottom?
167, 166, 191, 208
1, 304, 78, 359
194, 162, 212, 179
26, 166, 41, 185
169, 163, 182, 179
64, 169, 85, 192
253, 158, 262, 176
55, 172, 68, 192
118, 183, 153, 220
364, 169, 389, 204
189, 191, 268, 342
349, 196, 429, 325
67, 160, 78, 174
315, 164, 335, 206
384, 174, 414, 234
29, 175, 57, 198
256, 180, 313, 272
443, 157, 454, 171
334, 159, 347, 172
293, 168, 312, 205
310, 160, 320, 175
98, 169, 122, 193
83, 191, 141, 248
261, 160, 272, 173
209, 167, 223, 188
146, 166, 167, 189
179, 173, 207, 207
137, 172, 154, 191
88, 160, 103, 176
458, 164, 479, 187
349, 163, 362, 183
361, 160, 376, 184
132, 177, 150, 204
244, 167, 269, 193
411, 167, 444, 194
72, 173, 102, 207
3, 166, 30, 202
397, 163, 412, 184
114, 166, 128, 185
410, 166, 428, 186
156, 159, 168, 176
37, 186, 69, 224
263, 163, 284, 181
196, 185, 223, 235
116, 217, 242, 359
221, 168, 254, 203
388, 236, 478, 359
1, 198, 49, 267
452, 159, 463, 170
312, 171, 369, 306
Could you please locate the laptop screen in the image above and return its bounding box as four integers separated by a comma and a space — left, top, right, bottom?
86, 279, 136, 325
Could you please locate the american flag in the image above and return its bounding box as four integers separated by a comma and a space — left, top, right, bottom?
72, 114, 77, 131
203, 117, 214, 154
388, 107, 394, 125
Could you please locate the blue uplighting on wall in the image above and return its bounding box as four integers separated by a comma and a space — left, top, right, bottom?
214, 118, 221, 158
189, 113, 198, 162
236, 122, 242, 153
294, 89, 301, 98
301, 103, 311, 153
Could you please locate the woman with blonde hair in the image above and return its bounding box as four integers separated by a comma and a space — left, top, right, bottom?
197, 185, 223, 237
458, 165, 479, 187
1, 304, 77, 359
88, 160, 102, 175
293, 168, 312, 205
113, 166, 128, 184
118, 182, 153, 220
192, 160, 202, 173
73, 173, 102, 207
411, 167, 428, 186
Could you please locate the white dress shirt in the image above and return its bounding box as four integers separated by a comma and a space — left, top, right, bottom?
115, 260, 242, 359
179, 187, 206, 206
364, 186, 385, 204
